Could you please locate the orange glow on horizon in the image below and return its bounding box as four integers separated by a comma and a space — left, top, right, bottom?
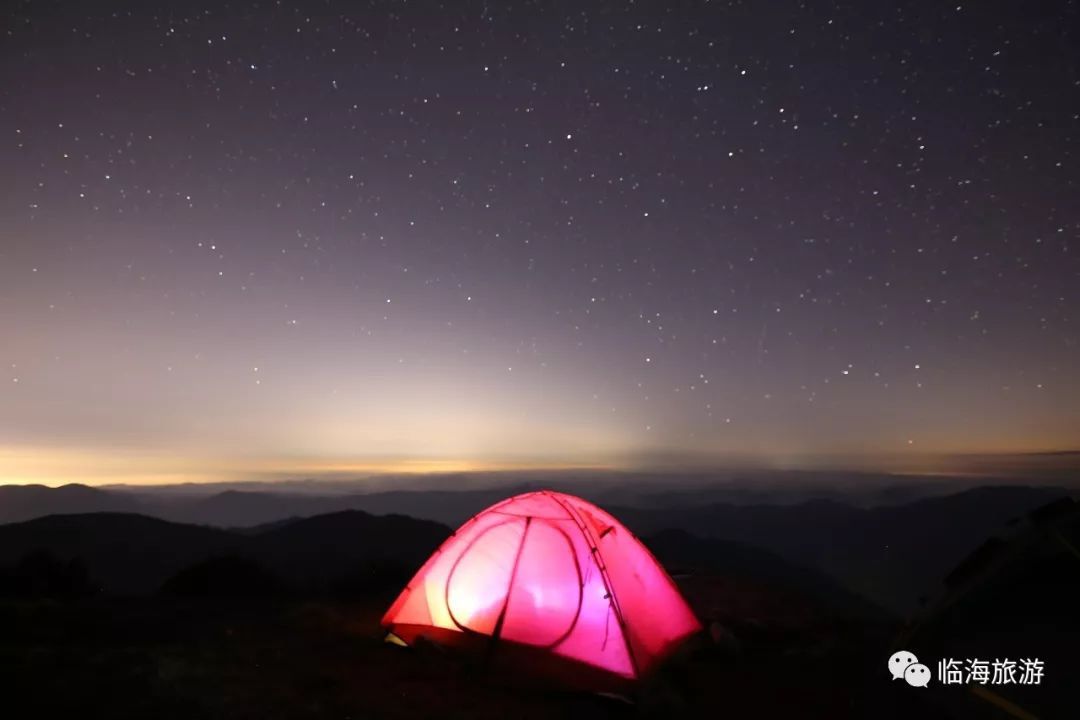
1, 442, 1077, 487
0, 445, 634, 487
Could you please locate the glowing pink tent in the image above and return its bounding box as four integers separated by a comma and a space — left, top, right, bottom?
381, 490, 701, 691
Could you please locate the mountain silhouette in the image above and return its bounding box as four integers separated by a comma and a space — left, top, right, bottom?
249, 510, 449, 593
0, 483, 141, 524
0, 506, 879, 620
610, 485, 1071, 613
903, 497, 1080, 718
0, 510, 449, 596
1, 482, 1072, 613
0, 513, 240, 594
644, 529, 888, 620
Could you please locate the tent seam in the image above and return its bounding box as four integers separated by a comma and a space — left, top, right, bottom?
541, 489, 641, 679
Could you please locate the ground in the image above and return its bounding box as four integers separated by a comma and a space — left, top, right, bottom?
0, 593, 953, 720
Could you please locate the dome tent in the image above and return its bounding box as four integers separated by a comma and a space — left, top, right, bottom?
381, 490, 701, 693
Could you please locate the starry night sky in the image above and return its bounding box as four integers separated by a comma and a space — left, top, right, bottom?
1, 1, 1077, 485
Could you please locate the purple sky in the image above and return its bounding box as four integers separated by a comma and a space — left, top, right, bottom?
1, 1, 1077, 485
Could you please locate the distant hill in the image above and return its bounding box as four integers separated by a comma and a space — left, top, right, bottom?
645, 529, 888, 621
0, 483, 500, 530
613, 485, 1071, 613
2, 482, 1073, 614
904, 497, 1080, 719
0, 510, 449, 596
129, 487, 521, 528
156, 490, 358, 528
0, 513, 238, 594
249, 510, 449, 591
0, 484, 142, 524
0, 504, 884, 632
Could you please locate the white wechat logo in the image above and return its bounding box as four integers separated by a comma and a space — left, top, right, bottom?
888, 650, 919, 681
905, 663, 931, 688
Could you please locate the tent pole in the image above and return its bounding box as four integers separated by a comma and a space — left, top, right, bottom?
486, 516, 533, 668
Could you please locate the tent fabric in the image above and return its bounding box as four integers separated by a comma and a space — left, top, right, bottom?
381, 490, 701, 687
